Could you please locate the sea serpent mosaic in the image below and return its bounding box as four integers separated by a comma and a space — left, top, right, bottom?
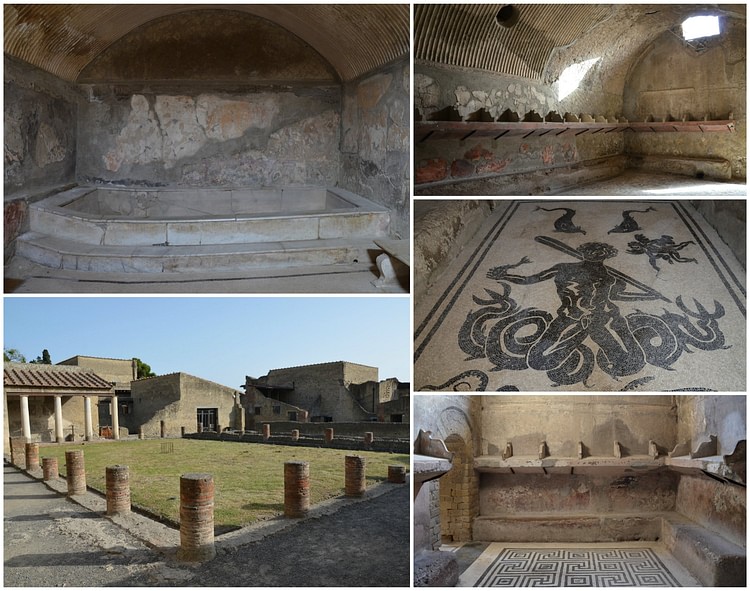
415, 201, 746, 391
475, 548, 681, 587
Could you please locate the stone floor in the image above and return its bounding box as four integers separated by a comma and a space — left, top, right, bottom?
446, 542, 700, 587
415, 200, 746, 391
553, 171, 746, 196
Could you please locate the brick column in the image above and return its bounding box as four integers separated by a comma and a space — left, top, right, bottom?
324, 427, 334, 443
139, 426, 145, 440
181, 426, 186, 437
25, 442, 40, 471
106, 465, 131, 516
364, 432, 374, 446
262, 424, 270, 441
179, 474, 215, 561
160, 420, 166, 438
388, 465, 406, 483
345, 455, 366, 497
9, 436, 27, 468
42, 457, 58, 480
291, 429, 299, 442
66, 450, 86, 496
284, 461, 310, 518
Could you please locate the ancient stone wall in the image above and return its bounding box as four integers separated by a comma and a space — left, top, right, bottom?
57, 356, 137, 386
481, 396, 677, 458
258, 362, 379, 422
674, 473, 746, 547
675, 395, 746, 456
623, 18, 746, 179
76, 89, 341, 188
339, 59, 410, 238
4, 57, 80, 262
4, 56, 79, 196
130, 373, 241, 437
414, 64, 625, 193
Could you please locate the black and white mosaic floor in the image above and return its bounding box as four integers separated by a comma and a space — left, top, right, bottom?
415, 201, 746, 392
451, 543, 699, 587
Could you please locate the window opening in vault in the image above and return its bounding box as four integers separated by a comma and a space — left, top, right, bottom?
681, 15, 720, 41
557, 57, 600, 101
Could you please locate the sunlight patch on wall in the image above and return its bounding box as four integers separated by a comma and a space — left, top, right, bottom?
557, 57, 600, 101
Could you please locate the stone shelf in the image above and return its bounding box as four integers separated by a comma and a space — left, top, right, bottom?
475, 455, 665, 475
414, 453, 453, 484
415, 119, 735, 143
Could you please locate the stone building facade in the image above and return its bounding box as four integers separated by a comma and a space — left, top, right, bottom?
244, 361, 409, 427
129, 372, 244, 438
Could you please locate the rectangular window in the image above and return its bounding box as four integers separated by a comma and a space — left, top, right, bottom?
272, 405, 281, 415
254, 406, 262, 415
288, 411, 297, 421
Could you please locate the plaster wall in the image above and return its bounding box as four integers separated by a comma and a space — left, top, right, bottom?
340, 59, 410, 238
675, 395, 746, 456
77, 89, 341, 188
130, 373, 241, 437
623, 19, 746, 179
480, 396, 677, 458
4, 57, 79, 262
414, 64, 625, 190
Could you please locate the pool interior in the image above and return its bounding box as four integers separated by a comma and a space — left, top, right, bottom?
61, 187, 356, 219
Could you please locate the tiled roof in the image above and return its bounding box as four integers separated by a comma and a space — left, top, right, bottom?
4, 362, 113, 391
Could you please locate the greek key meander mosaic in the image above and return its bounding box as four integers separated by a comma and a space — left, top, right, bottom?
476, 548, 681, 587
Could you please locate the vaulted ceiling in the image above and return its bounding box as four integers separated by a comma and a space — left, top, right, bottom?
415, 4, 746, 85
4, 4, 410, 83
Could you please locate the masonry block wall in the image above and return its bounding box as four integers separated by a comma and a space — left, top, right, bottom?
340, 59, 410, 238
256, 362, 379, 422
130, 373, 241, 437
624, 17, 746, 179
440, 435, 480, 542
58, 356, 137, 385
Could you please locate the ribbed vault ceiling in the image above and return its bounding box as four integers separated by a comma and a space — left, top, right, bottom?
415, 3, 746, 82
4, 4, 410, 83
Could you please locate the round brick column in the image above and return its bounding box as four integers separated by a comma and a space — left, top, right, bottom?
179, 473, 215, 562
160, 420, 166, 438
284, 461, 310, 518
344, 455, 366, 497
42, 457, 58, 481
291, 429, 299, 442
181, 426, 186, 437
388, 465, 406, 484
25, 442, 40, 471
106, 465, 131, 516
65, 450, 86, 496
364, 432, 374, 446
139, 426, 145, 440
324, 427, 334, 443
262, 424, 271, 441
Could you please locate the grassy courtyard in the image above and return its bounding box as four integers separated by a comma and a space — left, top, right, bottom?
40, 439, 409, 530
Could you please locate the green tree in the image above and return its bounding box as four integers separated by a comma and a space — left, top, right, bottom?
134, 358, 156, 378
3, 348, 26, 363
29, 349, 52, 365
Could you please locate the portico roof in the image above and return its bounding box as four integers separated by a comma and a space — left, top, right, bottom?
4, 362, 114, 396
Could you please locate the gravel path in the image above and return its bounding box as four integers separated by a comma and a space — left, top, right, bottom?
4, 464, 410, 587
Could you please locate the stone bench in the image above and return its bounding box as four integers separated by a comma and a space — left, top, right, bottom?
661, 514, 746, 587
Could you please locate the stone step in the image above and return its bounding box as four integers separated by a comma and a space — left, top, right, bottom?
661, 515, 746, 587
17, 232, 380, 274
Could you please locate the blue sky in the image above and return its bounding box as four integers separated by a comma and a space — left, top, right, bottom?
4, 297, 411, 387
